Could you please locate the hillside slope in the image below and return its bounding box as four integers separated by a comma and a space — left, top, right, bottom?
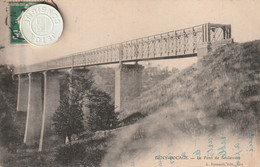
100, 41, 260, 167
119, 40, 260, 129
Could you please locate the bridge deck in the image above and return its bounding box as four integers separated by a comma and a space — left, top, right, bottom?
15, 23, 231, 74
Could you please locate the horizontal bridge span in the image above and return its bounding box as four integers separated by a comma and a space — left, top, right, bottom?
15, 23, 231, 74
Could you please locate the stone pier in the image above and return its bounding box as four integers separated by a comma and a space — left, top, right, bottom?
17, 74, 29, 112
39, 71, 61, 151
24, 73, 43, 146
115, 63, 144, 112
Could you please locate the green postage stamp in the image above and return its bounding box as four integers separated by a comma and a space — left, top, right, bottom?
9, 1, 43, 44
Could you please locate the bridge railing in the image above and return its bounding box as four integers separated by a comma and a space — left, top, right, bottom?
15, 23, 231, 74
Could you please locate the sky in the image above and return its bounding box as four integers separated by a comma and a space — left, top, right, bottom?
0, 0, 260, 69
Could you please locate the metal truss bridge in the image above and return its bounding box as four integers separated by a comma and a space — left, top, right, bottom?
15, 23, 231, 74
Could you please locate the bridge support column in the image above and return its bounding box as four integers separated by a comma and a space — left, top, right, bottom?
23, 73, 31, 143
16, 75, 21, 112
115, 63, 144, 112
24, 73, 43, 146
18, 74, 29, 112
39, 71, 61, 151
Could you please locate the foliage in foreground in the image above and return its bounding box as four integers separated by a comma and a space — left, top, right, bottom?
1, 137, 108, 167
55, 143, 86, 165
0, 113, 20, 153
55, 138, 107, 167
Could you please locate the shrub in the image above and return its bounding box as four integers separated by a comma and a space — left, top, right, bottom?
55, 143, 86, 165
83, 149, 106, 167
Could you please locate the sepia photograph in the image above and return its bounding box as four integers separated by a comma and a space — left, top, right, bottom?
0, 0, 259, 166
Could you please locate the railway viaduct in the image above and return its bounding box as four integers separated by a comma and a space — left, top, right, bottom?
14, 23, 232, 151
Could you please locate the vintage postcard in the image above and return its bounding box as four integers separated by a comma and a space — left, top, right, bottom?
0, 0, 259, 167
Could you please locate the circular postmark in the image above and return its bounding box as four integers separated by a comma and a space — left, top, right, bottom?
20, 4, 63, 46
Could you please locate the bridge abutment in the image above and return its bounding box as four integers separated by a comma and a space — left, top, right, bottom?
197, 42, 211, 59
115, 63, 144, 112
197, 39, 234, 59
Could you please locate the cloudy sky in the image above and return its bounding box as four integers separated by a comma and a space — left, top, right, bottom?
0, 0, 260, 69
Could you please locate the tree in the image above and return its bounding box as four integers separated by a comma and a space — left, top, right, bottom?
52, 68, 118, 142
87, 89, 118, 132
52, 69, 93, 143
0, 111, 19, 152
52, 96, 85, 143
0, 65, 20, 152
0, 65, 16, 114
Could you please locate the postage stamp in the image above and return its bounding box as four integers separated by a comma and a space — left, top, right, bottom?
9, 1, 44, 44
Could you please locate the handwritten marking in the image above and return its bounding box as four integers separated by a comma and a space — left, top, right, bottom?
217, 137, 226, 158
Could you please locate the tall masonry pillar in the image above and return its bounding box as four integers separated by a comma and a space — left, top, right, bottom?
24, 73, 43, 146
115, 63, 144, 112
16, 75, 21, 112
17, 74, 29, 112
39, 71, 61, 151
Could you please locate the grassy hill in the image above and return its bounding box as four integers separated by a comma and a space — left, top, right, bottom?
101, 40, 260, 167
119, 40, 260, 130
